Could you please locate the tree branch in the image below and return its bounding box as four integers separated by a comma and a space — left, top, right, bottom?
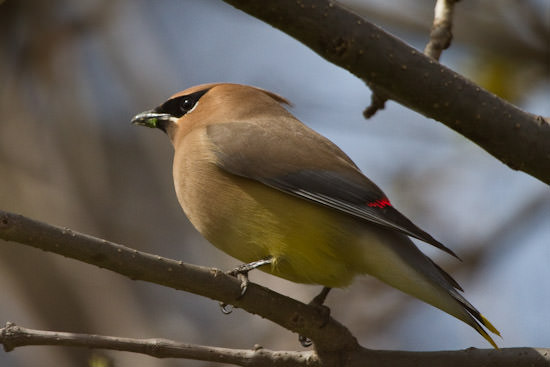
0, 323, 315, 367
2, 210, 550, 365
222, 0, 550, 185
0, 209, 356, 352
424, 0, 460, 59
2, 322, 549, 367
366, 0, 460, 118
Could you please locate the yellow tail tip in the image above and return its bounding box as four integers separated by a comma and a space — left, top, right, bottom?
478, 314, 501, 349
480, 314, 501, 337
484, 333, 499, 350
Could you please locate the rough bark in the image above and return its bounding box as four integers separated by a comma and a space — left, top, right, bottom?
2, 210, 550, 366
222, 0, 550, 185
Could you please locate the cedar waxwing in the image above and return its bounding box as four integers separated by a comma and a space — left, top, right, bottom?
132, 83, 500, 348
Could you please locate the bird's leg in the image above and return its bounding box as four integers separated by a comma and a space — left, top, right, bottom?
299, 286, 332, 347
228, 256, 274, 297
219, 256, 274, 314
310, 286, 331, 307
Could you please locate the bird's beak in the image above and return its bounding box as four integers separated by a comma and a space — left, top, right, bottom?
131, 110, 172, 129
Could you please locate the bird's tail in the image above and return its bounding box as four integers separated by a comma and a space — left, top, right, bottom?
359, 229, 501, 348
457, 298, 501, 349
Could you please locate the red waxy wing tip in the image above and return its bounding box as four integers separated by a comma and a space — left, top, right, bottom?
367, 197, 391, 208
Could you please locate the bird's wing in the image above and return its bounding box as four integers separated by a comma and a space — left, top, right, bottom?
206, 121, 459, 259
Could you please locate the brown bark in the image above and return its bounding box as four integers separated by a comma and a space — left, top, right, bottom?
222, 0, 550, 185
2, 210, 550, 366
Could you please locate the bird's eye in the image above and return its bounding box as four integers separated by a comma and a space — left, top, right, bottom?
155, 88, 210, 118
180, 98, 194, 113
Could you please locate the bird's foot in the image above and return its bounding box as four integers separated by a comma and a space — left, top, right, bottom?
218, 256, 274, 314
310, 286, 331, 308
299, 287, 332, 347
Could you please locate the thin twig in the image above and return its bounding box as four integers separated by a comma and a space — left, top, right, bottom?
0, 322, 316, 367
365, 0, 460, 117
362, 85, 388, 118
424, 0, 460, 60
2, 322, 549, 367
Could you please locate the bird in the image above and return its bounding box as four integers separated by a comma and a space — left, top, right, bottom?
131, 82, 500, 348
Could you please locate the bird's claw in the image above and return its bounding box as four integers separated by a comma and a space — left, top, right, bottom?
298, 287, 332, 347
236, 272, 249, 298
226, 266, 251, 299
299, 335, 313, 347
219, 257, 273, 315
219, 302, 234, 314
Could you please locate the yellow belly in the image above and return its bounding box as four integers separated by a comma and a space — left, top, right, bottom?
173, 142, 365, 287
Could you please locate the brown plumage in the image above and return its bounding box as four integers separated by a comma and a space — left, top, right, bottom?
132, 83, 500, 347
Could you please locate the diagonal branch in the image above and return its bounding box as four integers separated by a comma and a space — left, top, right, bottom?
0, 209, 357, 352
221, 0, 550, 185
1, 210, 550, 365
366, 0, 461, 118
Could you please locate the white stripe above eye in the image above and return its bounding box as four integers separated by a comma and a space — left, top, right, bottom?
175, 101, 200, 124
187, 100, 200, 114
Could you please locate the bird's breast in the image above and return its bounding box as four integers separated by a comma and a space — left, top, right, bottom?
172, 130, 365, 287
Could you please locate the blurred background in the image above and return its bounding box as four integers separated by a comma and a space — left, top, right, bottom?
0, 0, 549, 366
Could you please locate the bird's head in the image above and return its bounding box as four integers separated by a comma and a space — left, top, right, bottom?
131, 83, 291, 142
